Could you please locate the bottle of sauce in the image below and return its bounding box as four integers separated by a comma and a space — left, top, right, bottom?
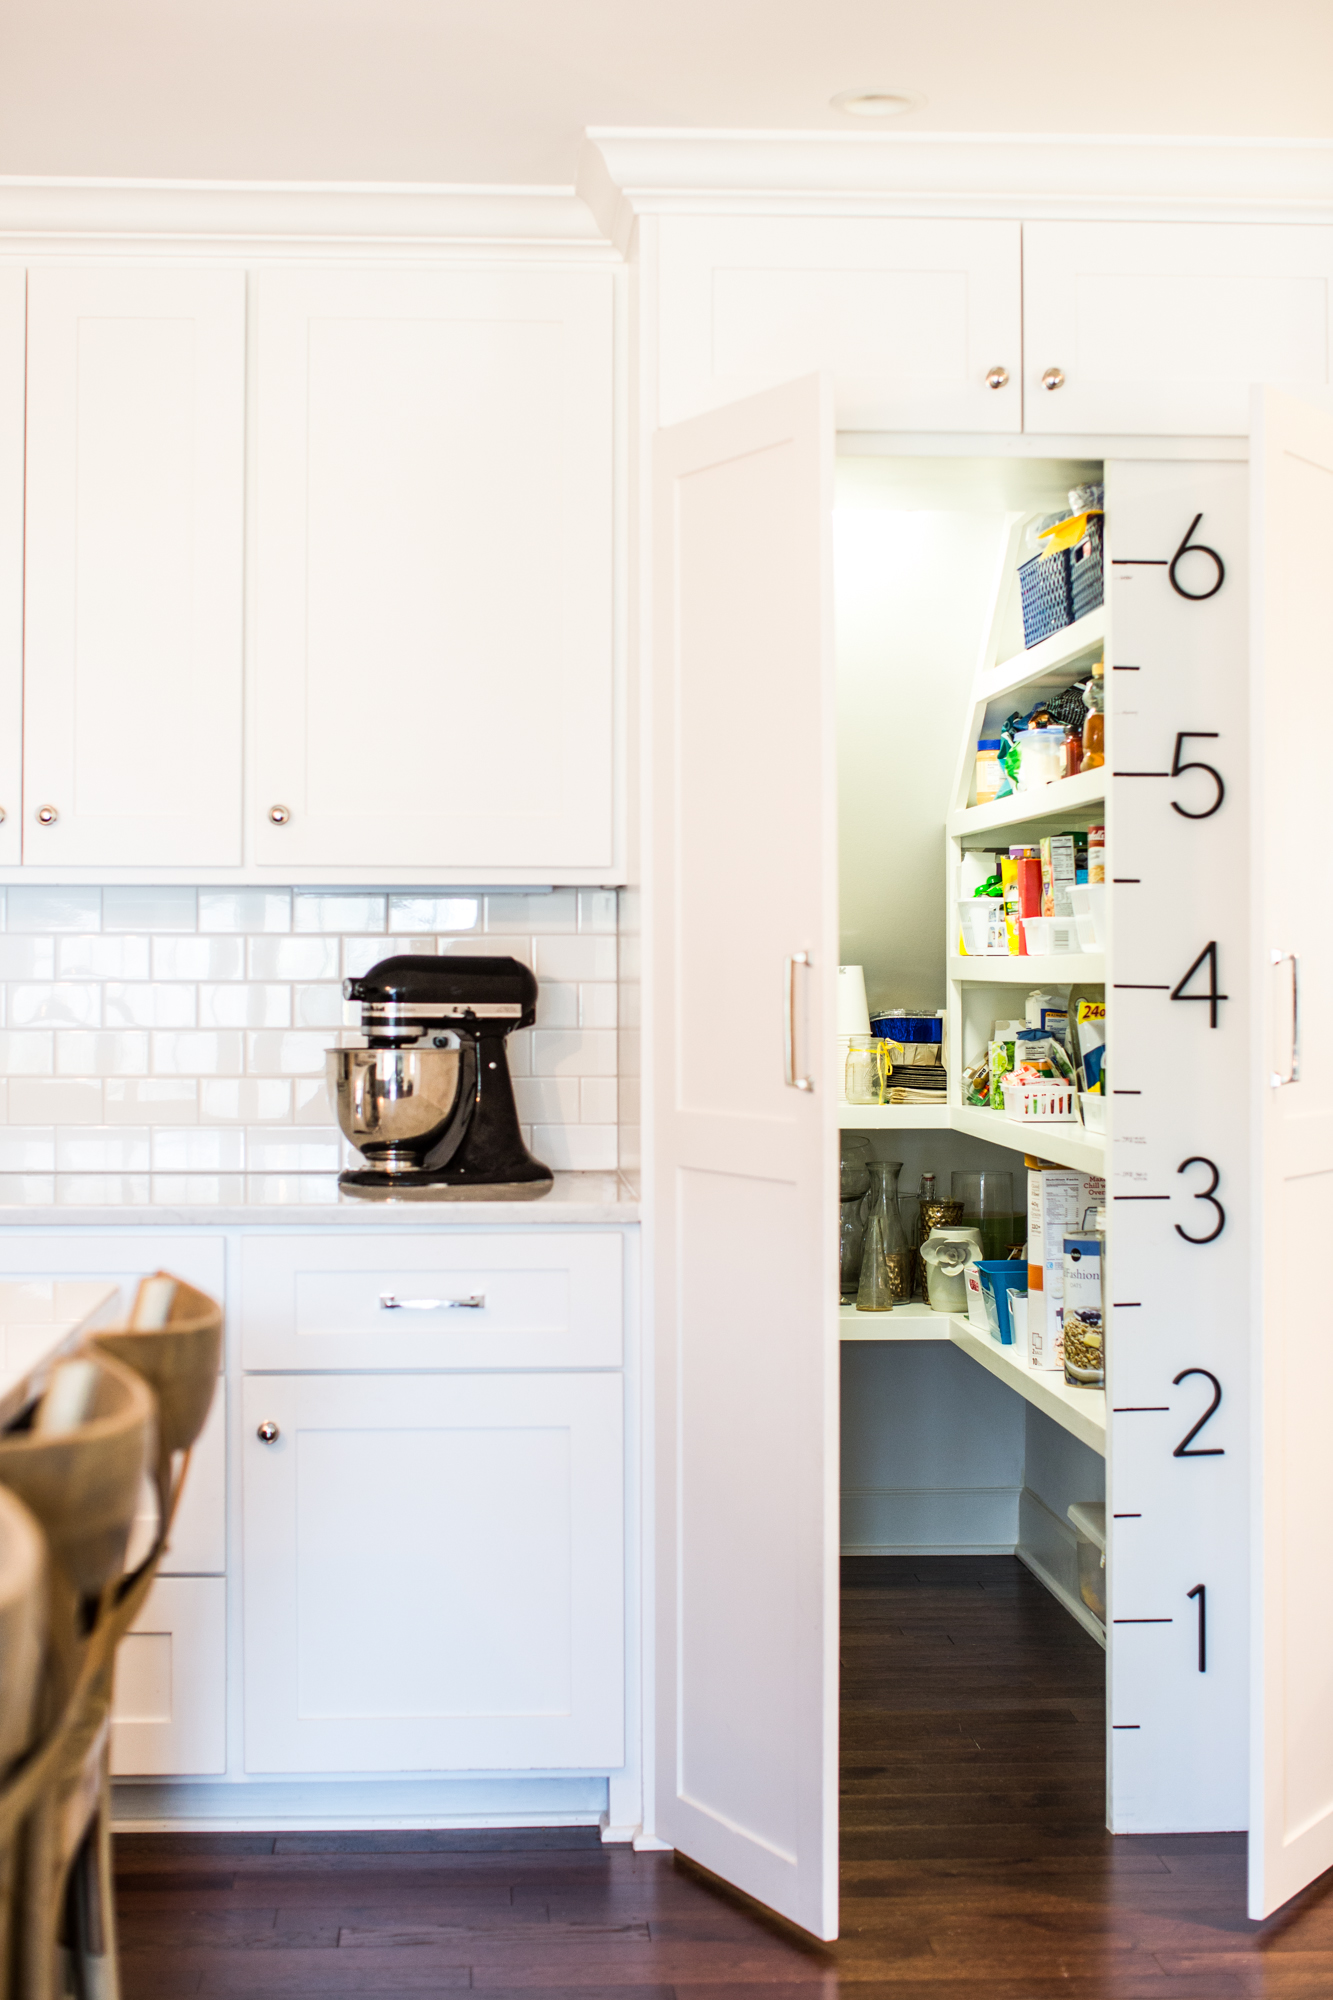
1081, 659, 1105, 770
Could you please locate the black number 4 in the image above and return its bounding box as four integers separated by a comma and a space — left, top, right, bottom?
1171, 941, 1229, 1029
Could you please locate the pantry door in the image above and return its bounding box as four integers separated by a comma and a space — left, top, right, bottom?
649, 376, 839, 1939
1250, 387, 1333, 1918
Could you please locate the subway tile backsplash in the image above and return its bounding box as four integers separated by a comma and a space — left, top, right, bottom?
0, 887, 620, 1203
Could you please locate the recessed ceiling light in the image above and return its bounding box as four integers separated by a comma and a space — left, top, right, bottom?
830, 88, 923, 118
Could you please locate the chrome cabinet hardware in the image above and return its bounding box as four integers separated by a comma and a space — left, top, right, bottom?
985, 365, 1009, 390
379, 1293, 486, 1312
34, 805, 57, 825
1041, 366, 1065, 392
1270, 949, 1300, 1087
268, 805, 291, 825
256, 1420, 280, 1443
784, 952, 813, 1093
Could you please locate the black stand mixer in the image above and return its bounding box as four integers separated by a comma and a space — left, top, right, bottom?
329, 955, 553, 1199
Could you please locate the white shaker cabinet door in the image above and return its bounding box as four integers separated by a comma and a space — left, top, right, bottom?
241, 1372, 624, 1773
653, 216, 1022, 432
1024, 222, 1333, 436
111, 1576, 227, 1776
23, 266, 245, 864
253, 267, 616, 876
0, 269, 22, 866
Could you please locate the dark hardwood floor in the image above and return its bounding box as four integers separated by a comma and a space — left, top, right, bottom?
115, 1555, 1333, 1996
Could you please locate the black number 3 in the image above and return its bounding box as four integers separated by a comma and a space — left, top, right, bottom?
1176, 1156, 1225, 1244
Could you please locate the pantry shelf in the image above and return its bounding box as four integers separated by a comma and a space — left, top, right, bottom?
948, 1317, 1106, 1456
838, 1103, 951, 1131
979, 606, 1106, 709
949, 767, 1106, 844
951, 1105, 1105, 1175
949, 952, 1105, 985
839, 1301, 953, 1343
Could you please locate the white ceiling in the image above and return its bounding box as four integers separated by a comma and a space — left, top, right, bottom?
1, 0, 1329, 187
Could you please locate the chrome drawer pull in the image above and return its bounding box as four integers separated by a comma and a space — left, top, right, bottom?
379, 1293, 485, 1312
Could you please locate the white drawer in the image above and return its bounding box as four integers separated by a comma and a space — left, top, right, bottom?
241, 1232, 623, 1370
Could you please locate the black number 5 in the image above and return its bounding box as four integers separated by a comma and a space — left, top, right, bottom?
1171, 733, 1225, 820
1176, 1156, 1225, 1243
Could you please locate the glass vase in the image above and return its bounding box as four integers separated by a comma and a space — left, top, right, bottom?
856, 1160, 912, 1311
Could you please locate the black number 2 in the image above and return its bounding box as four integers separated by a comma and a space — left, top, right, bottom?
1173, 1368, 1224, 1457
1171, 941, 1228, 1029
1175, 1156, 1225, 1244
1170, 733, 1225, 819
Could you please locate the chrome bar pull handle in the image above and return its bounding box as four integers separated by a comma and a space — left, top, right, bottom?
1270, 950, 1300, 1088
784, 952, 813, 1093
379, 1294, 486, 1311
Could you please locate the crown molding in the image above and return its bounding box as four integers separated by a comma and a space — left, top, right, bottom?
0, 176, 614, 256
579, 129, 1333, 250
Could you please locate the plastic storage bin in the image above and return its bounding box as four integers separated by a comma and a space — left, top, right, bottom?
957, 898, 1007, 956
975, 1258, 1028, 1345
1019, 914, 1081, 956
1067, 1500, 1106, 1623
1000, 1075, 1078, 1123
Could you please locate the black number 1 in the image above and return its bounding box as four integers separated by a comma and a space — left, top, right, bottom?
1187, 1584, 1207, 1672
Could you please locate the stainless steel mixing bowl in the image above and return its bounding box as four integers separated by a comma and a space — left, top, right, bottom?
328, 1045, 472, 1175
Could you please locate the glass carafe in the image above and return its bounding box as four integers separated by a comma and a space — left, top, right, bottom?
951, 1168, 1017, 1263
857, 1160, 912, 1311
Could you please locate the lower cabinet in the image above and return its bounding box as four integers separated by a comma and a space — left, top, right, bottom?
110, 1576, 227, 1776
241, 1371, 625, 1773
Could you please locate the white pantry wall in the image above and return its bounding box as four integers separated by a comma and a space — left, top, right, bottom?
0, 886, 619, 1202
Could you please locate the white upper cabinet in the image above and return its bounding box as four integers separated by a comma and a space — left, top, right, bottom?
1024, 223, 1333, 435
22, 267, 245, 865
253, 266, 616, 876
652, 217, 1022, 432
0, 270, 22, 868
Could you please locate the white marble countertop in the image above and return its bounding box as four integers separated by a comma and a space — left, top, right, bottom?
0, 1171, 639, 1230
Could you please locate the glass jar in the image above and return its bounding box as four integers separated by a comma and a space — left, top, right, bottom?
845, 1038, 887, 1106
951, 1168, 1017, 1263
857, 1160, 912, 1311
840, 1195, 868, 1300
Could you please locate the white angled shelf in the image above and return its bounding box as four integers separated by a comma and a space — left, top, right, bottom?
837, 1103, 951, 1131
979, 606, 1106, 710
949, 767, 1106, 843
951, 1105, 1105, 1175
949, 951, 1105, 985
839, 1301, 953, 1343
948, 1317, 1106, 1457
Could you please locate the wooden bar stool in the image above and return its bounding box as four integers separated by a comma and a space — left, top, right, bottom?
0, 1489, 48, 2000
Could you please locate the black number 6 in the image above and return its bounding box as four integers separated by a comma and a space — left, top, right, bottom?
1176, 1156, 1225, 1244
1173, 1368, 1224, 1458
1170, 732, 1225, 820
1169, 513, 1225, 601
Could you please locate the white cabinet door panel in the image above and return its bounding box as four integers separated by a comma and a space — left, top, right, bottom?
253, 267, 615, 874
126, 1385, 226, 1576
241, 1372, 624, 1772
1025, 223, 1333, 436
655, 217, 1021, 432
111, 1576, 226, 1776
651, 378, 839, 1938
240, 1231, 622, 1371
23, 267, 245, 864
1249, 389, 1333, 1917
0, 269, 22, 867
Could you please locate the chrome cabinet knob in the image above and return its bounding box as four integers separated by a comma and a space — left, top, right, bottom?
256, 1420, 280, 1444
268, 805, 291, 826
985, 366, 1009, 390
35, 805, 57, 825
1041, 367, 1065, 392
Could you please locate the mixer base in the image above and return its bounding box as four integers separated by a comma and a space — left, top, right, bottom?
338, 1173, 555, 1202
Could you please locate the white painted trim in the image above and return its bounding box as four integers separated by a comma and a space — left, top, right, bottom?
0, 175, 613, 255
580, 130, 1333, 239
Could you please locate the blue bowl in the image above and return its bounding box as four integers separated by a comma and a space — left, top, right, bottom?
870, 1013, 943, 1044
976, 1259, 1028, 1346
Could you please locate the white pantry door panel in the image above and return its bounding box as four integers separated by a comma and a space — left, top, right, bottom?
651, 377, 838, 1939
23, 267, 245, 864
0, 269, 22, 866
254, 267, 614, 872
654, 216, 1022, 432
242, 1372, 624, 1773
1025, 223, 1333, 436
1249, 389, 1333, 1918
